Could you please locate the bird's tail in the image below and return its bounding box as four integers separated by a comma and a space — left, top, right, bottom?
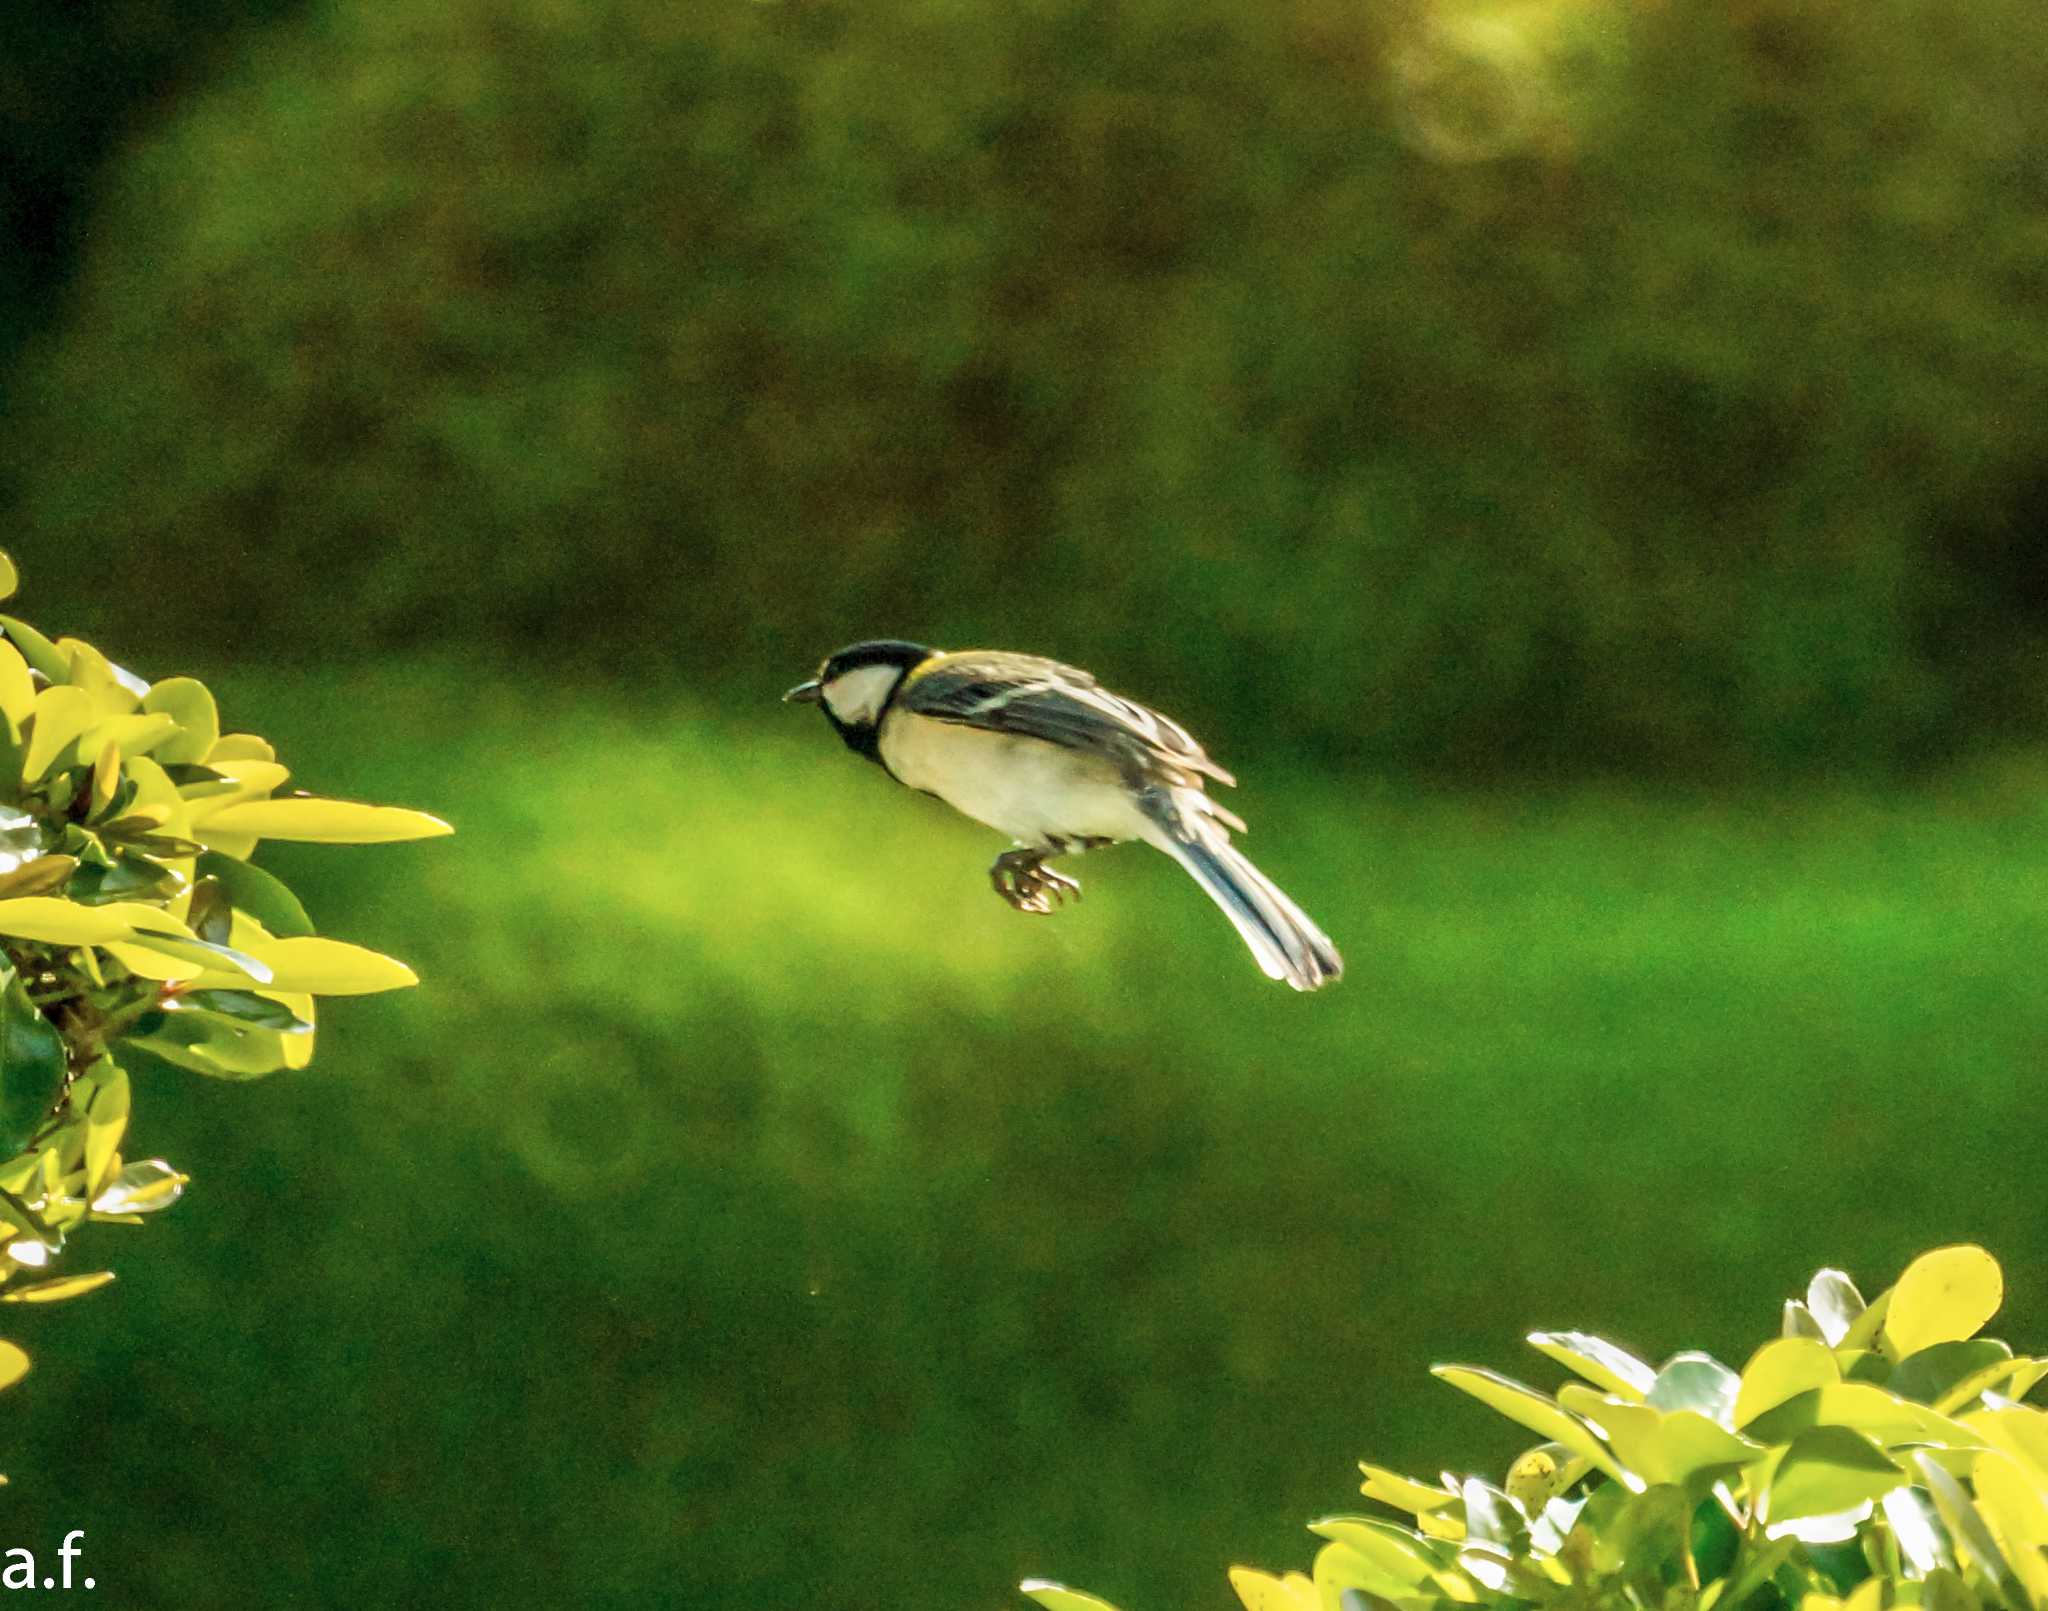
1138, 788, 1343, 992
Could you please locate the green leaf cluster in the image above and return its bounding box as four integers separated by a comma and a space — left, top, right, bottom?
0, 554, 446, 1457
1029, 1247, 2048, 1611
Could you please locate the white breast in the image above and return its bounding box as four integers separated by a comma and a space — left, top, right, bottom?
878, 712, 1150, 849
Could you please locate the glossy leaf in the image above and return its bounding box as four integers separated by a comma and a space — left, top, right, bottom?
1359, 1463, 1458, 1517
1891, 1340, 2014, 1407
1745, 1383, 1981, 1451
1764, 1426, 1904, 1524
179, 990, 311, 1032
0, 896, 164, 946
1584, 1400, 1761, 1490
1647, 1353, 1741, 1426
0, 970, 67, 1157
237, 937, 417, 995
91, 1159, 187, 1216
1431, 1366, 1624, 1481
1969, 1453, 2048, 1604
0, 1270, 116, 1305
1880, 1486, 1954, 1576
198, 796, 453, 844
1736, 1338, 1843, 1428
1808, 1271, 1867, 1347
1310, 1539, 1427, 1603
194, 850, 315, 938
1915, 1453, 2026, 1610
1885, 1247, 2003, 1360
0, 552, 14, 603
1019, 1581, 1123, 1611
1527, 1330, 1658, 1399
1308, 1518, 1445, 1591
0, 1340, 27, 1393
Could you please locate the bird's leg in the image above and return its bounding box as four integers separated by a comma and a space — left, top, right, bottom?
989, 848, 1081, 915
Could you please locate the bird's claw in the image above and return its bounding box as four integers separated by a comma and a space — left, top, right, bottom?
990, 850, 1081, 915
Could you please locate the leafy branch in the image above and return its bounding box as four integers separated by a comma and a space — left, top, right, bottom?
0, 551, 448, 1448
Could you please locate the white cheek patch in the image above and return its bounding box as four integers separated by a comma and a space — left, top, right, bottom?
821, 662, 903, 725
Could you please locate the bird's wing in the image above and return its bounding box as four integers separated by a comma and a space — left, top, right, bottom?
897, 651, 1238, 791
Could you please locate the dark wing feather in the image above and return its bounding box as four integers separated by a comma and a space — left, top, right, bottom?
899, 651, 1237, 792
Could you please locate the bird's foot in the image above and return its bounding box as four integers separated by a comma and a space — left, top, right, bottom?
989, 849, 1082, 915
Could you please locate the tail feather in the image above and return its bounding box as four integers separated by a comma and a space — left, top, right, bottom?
1139, 791, 1343, 992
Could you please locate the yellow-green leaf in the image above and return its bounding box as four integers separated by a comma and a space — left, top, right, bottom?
92, 1159, 187, 1216
198, 796, 453, 844
1764, 1425, 1903, 1524
0, 1271, 116, 1305
1885, 1246, 2003, 1359
1019, 1583, 1123, 1611
1224, 1566, 1319, 1611
0, 1340, 27, 1392
206, 733, 277, 765
1588, 1400, 1762, 1490
1971, 1451, 2048, 1604
80, 1061, 130, 1193
244, 937, 418, 995
1359, 1463, 1458, 1516
141, 677, 220, 766
23, 685, 95, 781
1736, 1338, 1843, 1428
1432, 1366, 1624, 1482
0, 552, 15, 603
1746, 1382, 1983, 1452
0, 642, 31, 728
1310, 1517, 1449, 1591
1312, 1540, 1430, 1604
0, 896, 158, 946
0, 615, 64, 683
1527, 1330, 1658, 1400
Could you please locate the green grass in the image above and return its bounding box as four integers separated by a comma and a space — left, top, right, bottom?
5, 663, 2045, 1611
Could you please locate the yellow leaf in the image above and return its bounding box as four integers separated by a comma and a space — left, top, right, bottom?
81, 1062, 130, 1193
1972, 1451, 2048, 1603
1737, 1338, 1842, 1428
92, 740, 121, 813
0, 896, 152, 946
0, 1271, 116, 1305
140, 676, 220, 766
0, 641, 31, 728
180, 760, 291, 821
1018, 1582, 1124, 1611
58, 638, 146, 710
23, 685, 95, 780
198, 796, 453, 844
1885, 1246, 2003, 1358
206, 733, 277, 764
244, 937, 418, 995
0, 1341, 27, 1392
1225, 1566, 1319, 1611
73, 712, 176, 770
0, 551, 15, 602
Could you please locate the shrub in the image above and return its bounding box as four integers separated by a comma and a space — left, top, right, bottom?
0, 552, 446, 1461
1028, 1246, 2048, 1611
6, 0, 2048, 773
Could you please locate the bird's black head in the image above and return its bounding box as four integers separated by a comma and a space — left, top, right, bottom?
783, 639, 938, 761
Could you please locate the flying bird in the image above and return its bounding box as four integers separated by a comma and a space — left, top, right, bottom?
786, 641, 1342, 990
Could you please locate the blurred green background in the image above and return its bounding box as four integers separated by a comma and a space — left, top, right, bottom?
2, 0, 2046, 1606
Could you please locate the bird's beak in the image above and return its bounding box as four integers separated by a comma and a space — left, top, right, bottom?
783, 679, 823, 705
